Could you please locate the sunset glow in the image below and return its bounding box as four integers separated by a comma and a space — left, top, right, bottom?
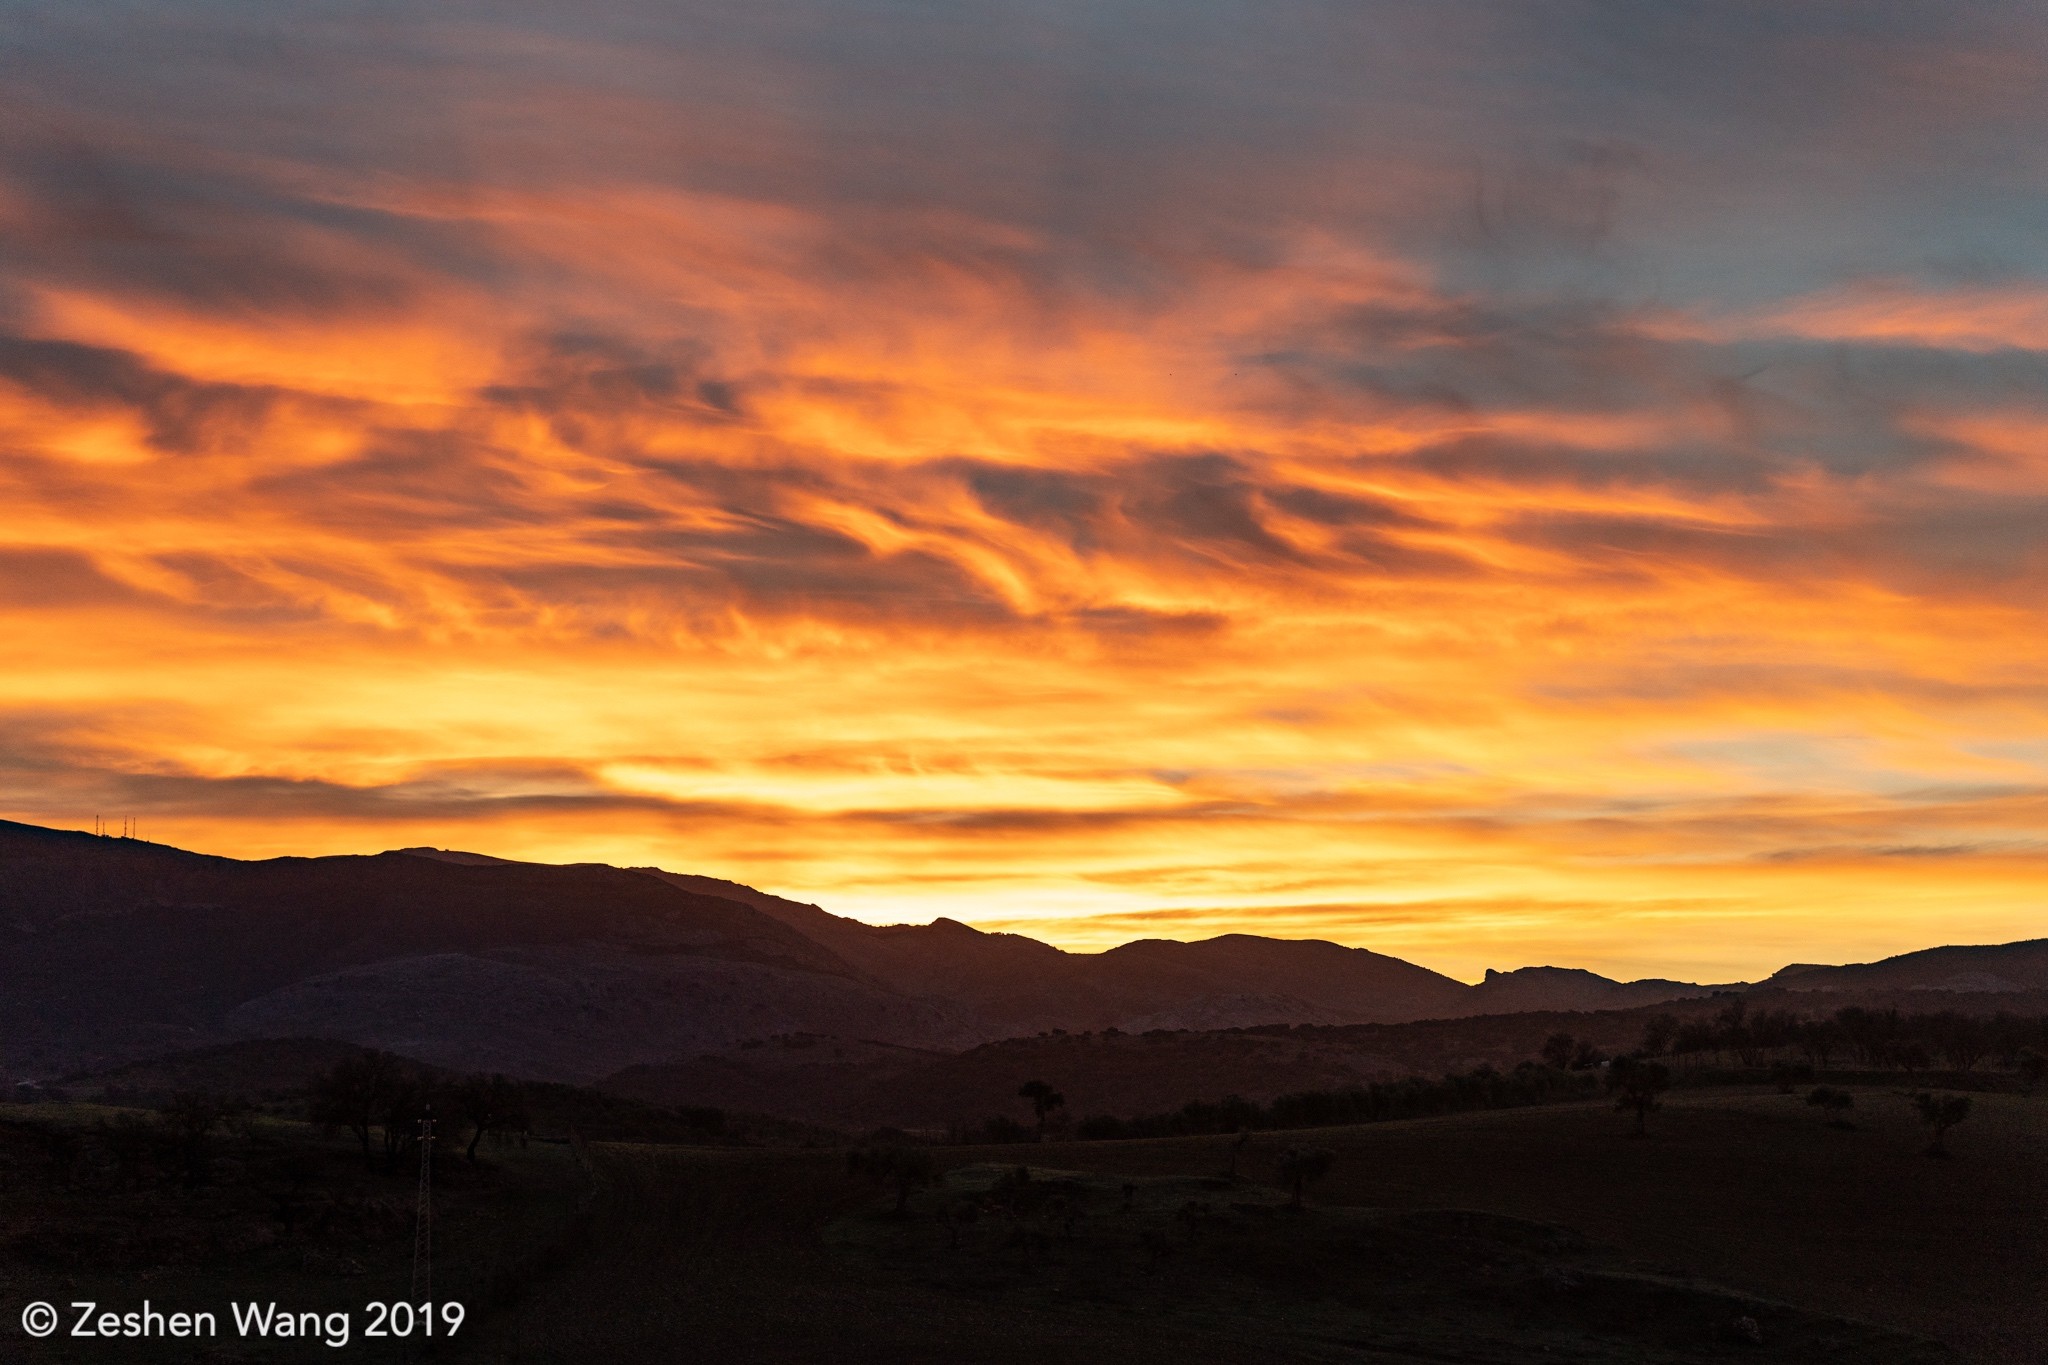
4, 2, 2047, 982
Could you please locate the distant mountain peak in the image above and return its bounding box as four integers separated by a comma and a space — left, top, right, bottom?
9, 817, 2040, 1090
1764, 939, 2048, 994
1483, 965, 1606, 983
391, 847, 524, 866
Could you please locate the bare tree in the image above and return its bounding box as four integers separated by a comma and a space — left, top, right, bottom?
848, 1145, 938, 1213
1606, 1055, 1671, 1137
1799, 1018, 1843, 1073
307, 1050, 404, 1170
158, 1091, 244, 1185
455, 1074, 530, 1163
1222, 1130, 1250, 1181
1277, 1147, 1334, 1209
1640, 1014, 1681, 1057
1805, 1086, 1855, 1128
1017, 1080, 1065, 1138
1908, 1092, 1971, 1157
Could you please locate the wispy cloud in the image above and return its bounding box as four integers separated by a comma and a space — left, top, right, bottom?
1, 1, 2045, 979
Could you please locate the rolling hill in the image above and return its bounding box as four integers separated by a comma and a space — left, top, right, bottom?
14, 817, 2029, 1094
1763, 940, 2048, 994
0, 820, 974, 1079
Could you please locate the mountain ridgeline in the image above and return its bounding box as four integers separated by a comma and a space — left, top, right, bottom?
3, 819, 2042, 1087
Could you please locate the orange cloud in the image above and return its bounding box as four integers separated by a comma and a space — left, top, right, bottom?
2, 2, 2047, 985
1720, 281, 2048, 353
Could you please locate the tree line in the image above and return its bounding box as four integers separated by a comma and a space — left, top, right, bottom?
1628, 1002, 2048, 1076
952, 1063, 1603, 1144
300, 1050, 734, 1171
306, 1050, 533, 1171
956, 1002, 2048, 1148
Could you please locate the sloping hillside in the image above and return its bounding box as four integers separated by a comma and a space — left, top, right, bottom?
1766, 940, 2048, 994
0, 819, 1914, 1089
645, 871, 1477, 1034
0, 821, 968, 1077
1468, 965, 1732, 1014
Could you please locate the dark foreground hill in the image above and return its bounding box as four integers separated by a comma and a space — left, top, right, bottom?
0, 818, 1712, 1082
645, 866, 1480, 1031
3, 1089, 1997, 1362
7, 817, 2045, 1091
0, 821, 976, 1079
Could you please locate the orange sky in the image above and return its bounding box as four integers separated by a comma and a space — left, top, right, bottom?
2, 2, 2045, 982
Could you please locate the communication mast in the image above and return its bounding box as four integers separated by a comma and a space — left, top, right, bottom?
411, 1112, 435, 1299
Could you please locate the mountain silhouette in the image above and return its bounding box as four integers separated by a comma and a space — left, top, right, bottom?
1760, 940, 2048, 994
1469, 966, 1736, 1013
9, 817, 2035, 1087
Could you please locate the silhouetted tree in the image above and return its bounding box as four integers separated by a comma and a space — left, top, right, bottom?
1640, 1014, 1681, 1057
1213, 1093, 1260, 1132
1805, 1086, 1855, 1128
1606, 1055, 1670, 1137
970, 1114, 1035, 1144
1673, 1019, 1718, 1059
307, 1049, 404, 1170
1222, 1130, 1250, 1181
158, 1091, 243, 1185
1992, 1012, 2041, 1070
1017, 1079, 1065, 1137
1768, 1060, 1813, 1094
1750, 1008, 1800, 1057
1799, 1018, 1843, 1073
848, 1145, 938, 1213
2017, 1048, 2048, 1094
1540, 1033, 1577, 1070
1716, 1001, 1761, 1067
455, 1074, 530, 1163
1926, 1012, 1991, 1072
1908, 1092, 1971, 1157
1277, 1146, 1333, 1208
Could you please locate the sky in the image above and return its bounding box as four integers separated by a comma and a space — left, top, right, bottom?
2, 0, 2046, 982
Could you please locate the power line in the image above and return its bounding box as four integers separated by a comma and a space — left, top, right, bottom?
412, 1112, 436, 1300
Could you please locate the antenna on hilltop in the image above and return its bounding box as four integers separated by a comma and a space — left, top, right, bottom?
412, 1109, 436, 1300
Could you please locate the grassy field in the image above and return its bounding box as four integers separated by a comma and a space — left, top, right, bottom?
447, 1084, 2035, 1364
1030, 1086, 2048, 1365
2, 1104, 590, 1363
5, 1085, 2039, 1362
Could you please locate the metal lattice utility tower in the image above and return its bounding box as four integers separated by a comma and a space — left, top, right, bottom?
411, 1112, 435, 1299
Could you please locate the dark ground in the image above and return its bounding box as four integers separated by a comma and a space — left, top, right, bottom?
3, 1086, 2038, 1363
